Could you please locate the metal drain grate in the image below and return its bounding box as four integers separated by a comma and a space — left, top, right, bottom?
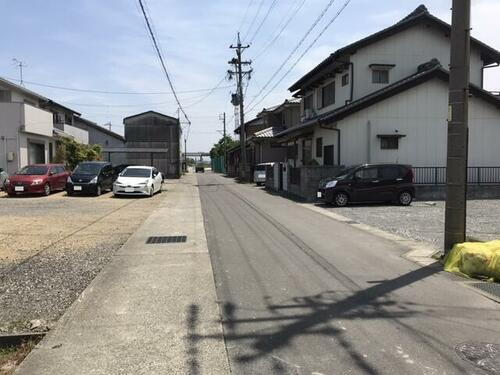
470, 282, 500, 299
344, 220, 359, 224
146, 236, 187, 244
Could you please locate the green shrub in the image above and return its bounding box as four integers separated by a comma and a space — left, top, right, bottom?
55, 138, 102, 170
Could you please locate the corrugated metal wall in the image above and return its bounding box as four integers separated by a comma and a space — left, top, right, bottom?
124, 112, 181, 178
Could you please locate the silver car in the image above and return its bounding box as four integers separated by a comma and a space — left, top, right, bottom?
0, 168, 8, 191
253, 163, 274, 186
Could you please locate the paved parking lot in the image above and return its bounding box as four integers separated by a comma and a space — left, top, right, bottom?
0, 188, 165, 332
319, 199, 500, 249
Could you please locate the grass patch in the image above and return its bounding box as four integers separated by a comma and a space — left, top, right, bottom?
0, 339, 41, 374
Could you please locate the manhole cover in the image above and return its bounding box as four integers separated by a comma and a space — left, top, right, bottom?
456, 342, 500, 374
471, 282, 500, 299
146, 236, 187, 244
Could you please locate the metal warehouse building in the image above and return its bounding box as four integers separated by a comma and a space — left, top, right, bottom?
103, 111, 181, 178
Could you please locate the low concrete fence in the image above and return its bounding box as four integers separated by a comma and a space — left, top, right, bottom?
288, 165, 344, 201
416, 184, 500, 200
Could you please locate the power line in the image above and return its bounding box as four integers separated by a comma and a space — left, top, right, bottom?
184, 76, 229, 108
249, 0, 279, 44
0, 76, 232, 95
247, 0, 352, 113
242, 0, 265, 42
252, 0, 306, 61
137, 0, 191, 129
246, 0, 339, 109
238, 0, 255, 32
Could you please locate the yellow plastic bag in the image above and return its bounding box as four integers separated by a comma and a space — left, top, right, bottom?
444, 240, 500, 282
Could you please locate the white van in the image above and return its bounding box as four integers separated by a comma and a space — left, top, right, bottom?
253, 162, 274, 186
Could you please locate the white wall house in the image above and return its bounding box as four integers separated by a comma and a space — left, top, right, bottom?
278, 5, 500, 171
0, 78, 87, 174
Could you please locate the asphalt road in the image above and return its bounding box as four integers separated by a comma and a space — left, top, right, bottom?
198, 172, 500, 375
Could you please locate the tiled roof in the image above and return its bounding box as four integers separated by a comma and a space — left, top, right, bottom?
253, 126, 283, 138
288, 5, 500, 92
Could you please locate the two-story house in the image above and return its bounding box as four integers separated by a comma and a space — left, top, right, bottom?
0, 77, 85, 174
228, 98, 301, 177
248, 98, 301, 166
276, 5, 500, 178
0, 77, 128, 174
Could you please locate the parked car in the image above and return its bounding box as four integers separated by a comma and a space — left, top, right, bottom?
5, 164, 70, 196
0, 168, 8, 191
317, 164, 415, 206
253, 162, 274, 186
113, 164, 132, 176
113, 166, 163, 197
66, 161, 115, 196
195, 164, 205, 173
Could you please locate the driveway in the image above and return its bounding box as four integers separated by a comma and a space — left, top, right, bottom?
318, 200, 500, 249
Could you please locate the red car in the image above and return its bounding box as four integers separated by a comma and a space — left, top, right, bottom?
6, 164, 70, 197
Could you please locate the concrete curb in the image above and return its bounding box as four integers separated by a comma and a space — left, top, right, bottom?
298, 203, 441, 267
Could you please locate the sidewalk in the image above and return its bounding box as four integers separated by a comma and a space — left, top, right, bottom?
17, 174, 230, 375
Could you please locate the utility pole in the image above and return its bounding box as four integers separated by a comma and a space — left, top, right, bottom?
444, 0, 471, 253
228, 33, 252, 180
219, 112, 227, 173
12, 58, 26, 85
184, 138, 187, 172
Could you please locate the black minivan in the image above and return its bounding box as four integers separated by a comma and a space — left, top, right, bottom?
317, 164, 415, 206
66, 161, 115, 196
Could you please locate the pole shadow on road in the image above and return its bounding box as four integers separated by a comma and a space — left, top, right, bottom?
184, 264, 494, 374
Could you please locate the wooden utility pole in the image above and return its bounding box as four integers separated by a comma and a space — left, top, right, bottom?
229, 33, 252, 180
222, 112, 227, 173
444, 0, 471, 253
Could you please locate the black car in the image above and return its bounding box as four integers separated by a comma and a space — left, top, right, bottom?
113, 164, 132, 176
66, 161, 115, 196
317, 164, 415, 206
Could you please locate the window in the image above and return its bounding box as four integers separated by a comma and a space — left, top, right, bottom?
49, 143, 53, 163
324, 145, 334, 166
302, 139, 312, 165
355, 167, 378, 180
380, 136, 399, 149
122, 168, 151, 178
316, 137, 323, 157
379, 166, 399, 180
372, 69, 389, 84
303, 95, 313, 111
0, 90, 11, 102
321, 82, 335, 108
286, 144, 297, 159
341, 74, 349, 86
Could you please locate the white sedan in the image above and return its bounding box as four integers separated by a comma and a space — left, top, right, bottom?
113, 166, 163, 197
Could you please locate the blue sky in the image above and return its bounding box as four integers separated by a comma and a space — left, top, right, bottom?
1, 0, 499, 152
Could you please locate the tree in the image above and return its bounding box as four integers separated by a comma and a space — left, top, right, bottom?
210, 135, 238, 158
54, 137, 102, 170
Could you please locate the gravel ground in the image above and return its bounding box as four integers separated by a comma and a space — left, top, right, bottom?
319, 200, 500, 249
0, 188, 165, 333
